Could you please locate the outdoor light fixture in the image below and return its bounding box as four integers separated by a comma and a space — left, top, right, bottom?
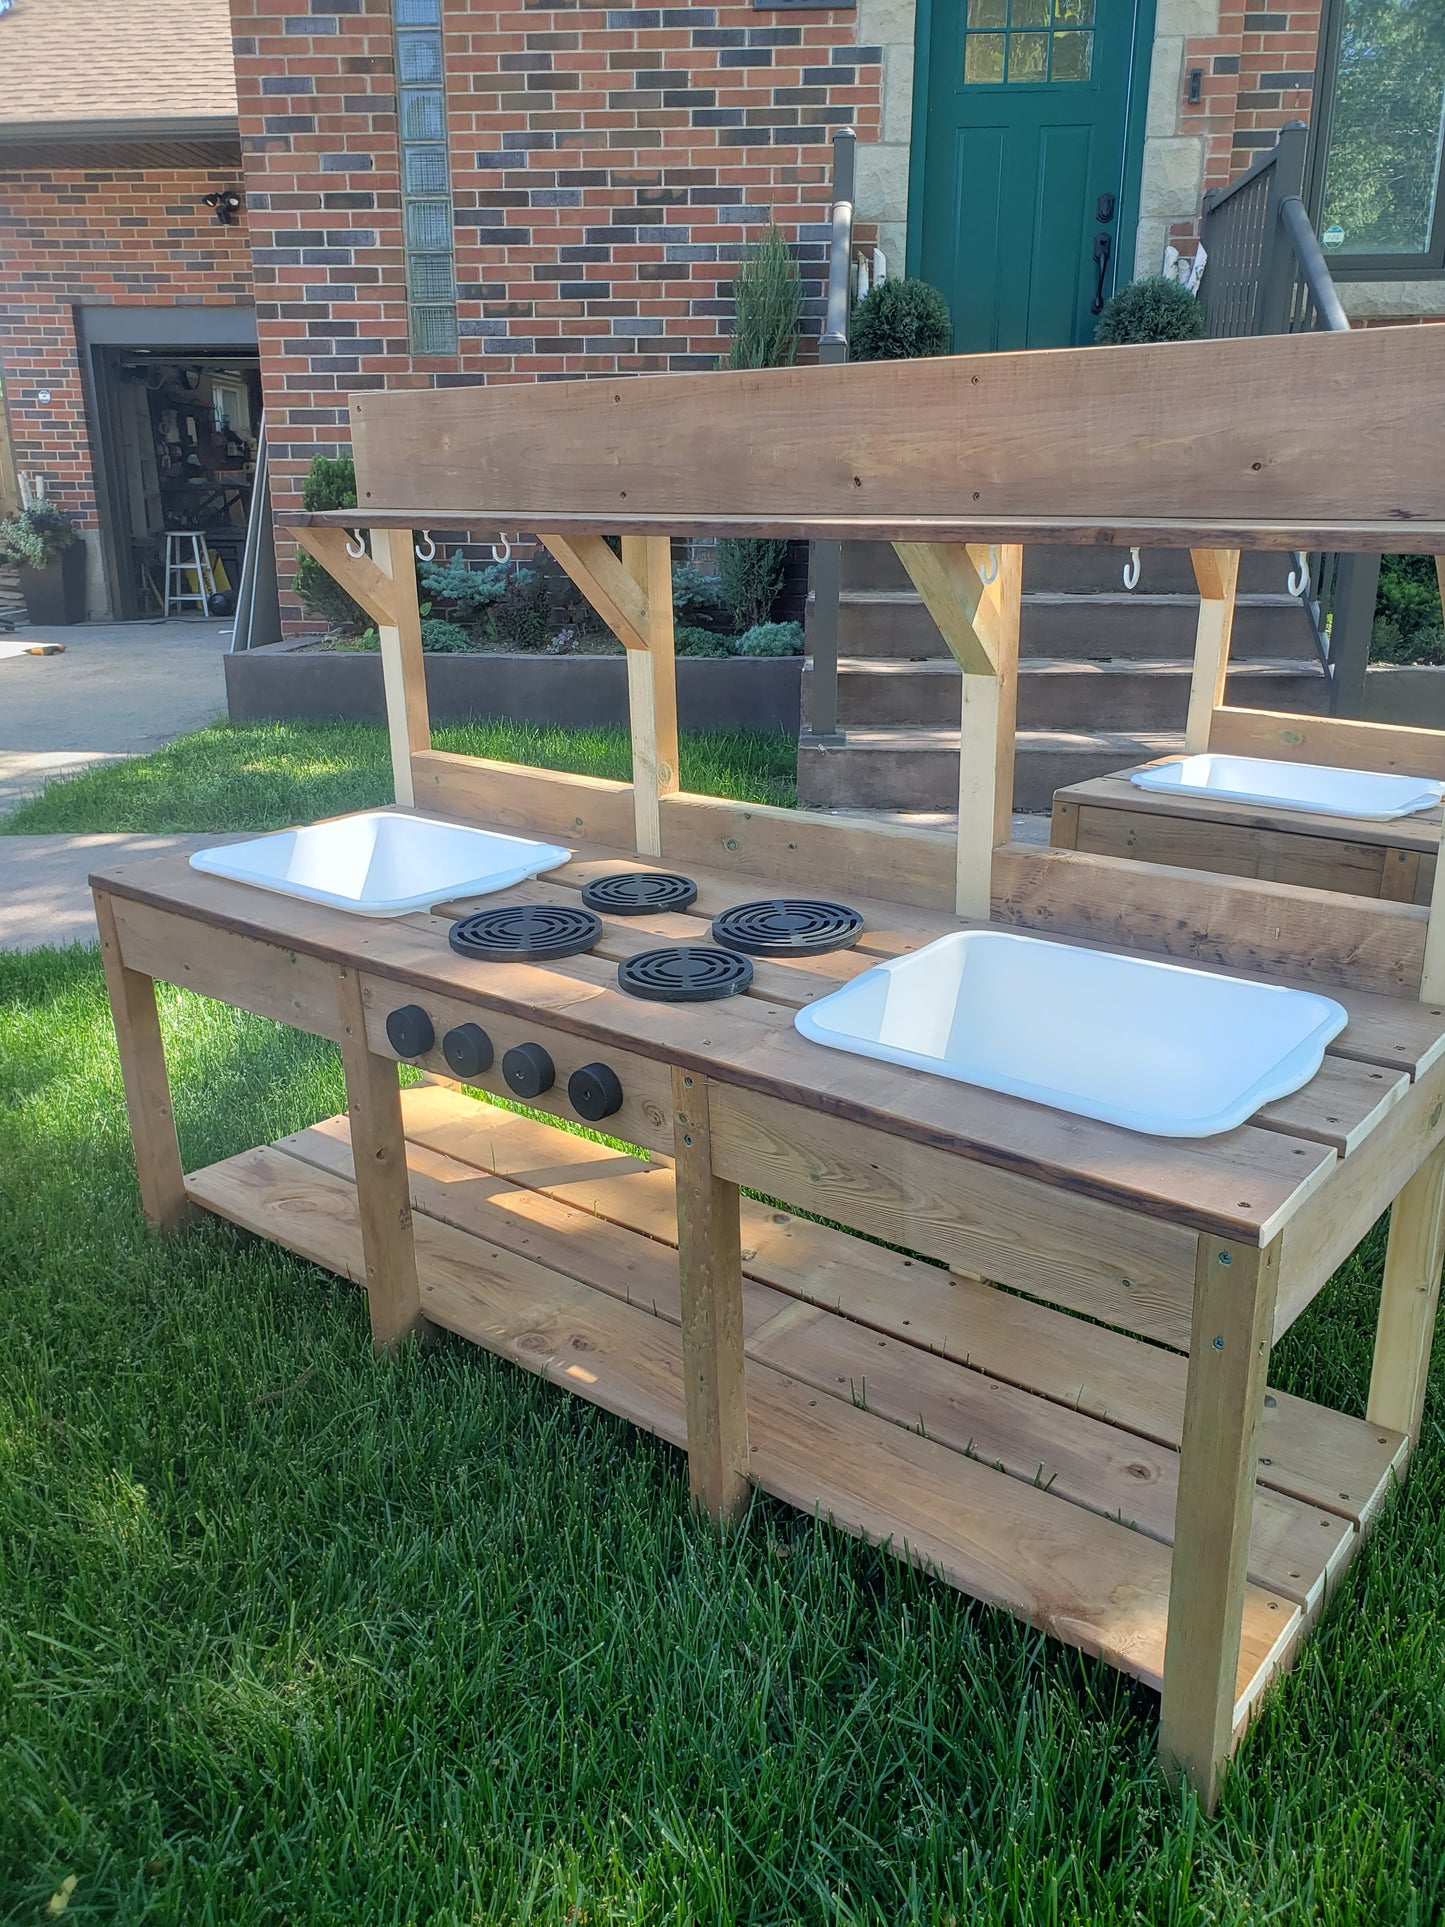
202, 189, 243, 226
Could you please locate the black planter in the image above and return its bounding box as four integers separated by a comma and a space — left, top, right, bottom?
16, 543, 87, 625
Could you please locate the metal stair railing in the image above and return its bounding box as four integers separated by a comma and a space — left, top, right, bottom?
801, 123, 855, 749
1199, 121, 1373, 712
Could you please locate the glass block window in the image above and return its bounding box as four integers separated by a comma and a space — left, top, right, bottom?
963, 0, 1094, 84
1318, 0, 1445, 268
393, 0, 457, 353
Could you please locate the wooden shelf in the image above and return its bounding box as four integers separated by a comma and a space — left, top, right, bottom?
186, 1084, 1406, 1733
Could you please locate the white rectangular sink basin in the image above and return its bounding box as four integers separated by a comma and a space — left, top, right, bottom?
794, 931, 1346, 1138
1130, 753, 1443, 821
189, 810, 570, 916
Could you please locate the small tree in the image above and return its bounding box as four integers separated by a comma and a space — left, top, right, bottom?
1094, 276, 1206, 345
294, 453, 365, 631
849, 277, 952, 361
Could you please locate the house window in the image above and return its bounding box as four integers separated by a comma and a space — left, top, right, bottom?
393, 0, 458, 353
1316, 0, 1445, 272
962, 0, 1094, 86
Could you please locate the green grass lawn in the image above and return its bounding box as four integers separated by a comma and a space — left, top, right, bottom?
3, 728, 1445, 1921
0, 719, 798, 835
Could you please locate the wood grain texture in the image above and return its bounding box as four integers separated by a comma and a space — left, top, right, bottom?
1069, 802, 1394, 900
292, 526, 397, 629
1053, 771, 1442, 857
94, 890, 193, 1233
371, 526, 431, 807
1187, 549, 1240, 754
622, 534, 680, 859
539, 532, 651, 652
335, 966, 425, 1350
1209, 706, 1445, 780
290, 507, 1445, 553
184, 1139, 1302, 1702
1368, 1139, 1445, 1444
345, 328, 1445, 531
671, 1071, 749, 1521
1160, 1236, 1284, 1812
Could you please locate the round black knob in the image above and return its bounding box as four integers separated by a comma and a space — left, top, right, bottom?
502, 1041, 555, 1099
385, 1004, 434, 1058
442, 1022, 493, 1079
568, 1062, 624, 1122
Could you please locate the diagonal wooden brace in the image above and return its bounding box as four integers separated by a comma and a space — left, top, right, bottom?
538, 532, 652, 653
1187, 547, 1241, 753
292, 525, 400, 630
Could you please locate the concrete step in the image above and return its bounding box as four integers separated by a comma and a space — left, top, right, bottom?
830, 590, 1317, 662
796, 725, 1182, 814
812, 656, 1330, 730
840, 540, 1296, 596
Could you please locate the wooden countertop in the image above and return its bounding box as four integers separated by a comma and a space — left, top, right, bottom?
91, 815, 1445, 1246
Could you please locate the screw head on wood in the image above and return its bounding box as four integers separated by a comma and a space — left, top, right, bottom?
1212, 1335, 1226, 1351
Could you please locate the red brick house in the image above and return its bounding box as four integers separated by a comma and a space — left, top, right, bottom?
3, 0, 1443, 619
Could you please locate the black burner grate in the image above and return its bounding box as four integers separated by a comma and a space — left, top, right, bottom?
617, 945, 754, 1002
580, 871, 698, 916
711, 898, 863, 957
449, 903, 602, 963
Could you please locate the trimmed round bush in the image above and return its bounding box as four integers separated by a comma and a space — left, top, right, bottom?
849, 277, 952, 361
1094, 275, 1206, 345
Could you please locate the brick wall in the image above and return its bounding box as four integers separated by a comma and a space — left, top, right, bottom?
0, 166, 253, 527
1170, 2, 1324, 245
228, 0, 879, 535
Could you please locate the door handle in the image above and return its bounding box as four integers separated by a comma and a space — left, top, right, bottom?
1091, 231, 1113, 314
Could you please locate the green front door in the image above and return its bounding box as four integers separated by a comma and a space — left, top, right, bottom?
916, 0, 1142, 352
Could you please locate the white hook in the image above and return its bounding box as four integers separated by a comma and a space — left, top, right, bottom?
414, 529, 436, 562
980, 545, 999, 586
1122, 546, 1141, 591
1287, 551, 1309, 597
490, 533, 512, 564
345, 529, 365, 560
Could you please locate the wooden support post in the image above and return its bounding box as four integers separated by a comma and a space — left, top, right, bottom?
892, 540, 1019, 921
370, 527, 432, 808
1187, 548, 1241, 754
622, 535, 680, 859
335, 966, 426, 1352
1159, 1234, 1280, 1812
95, 890, 194, 1233
671, 1068, 750, 1522
1368, 1140, 1445, 1444
1422, 826, 1445, 1003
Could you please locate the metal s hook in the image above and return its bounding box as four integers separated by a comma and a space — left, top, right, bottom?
1122, 546, 1141, 591
491, 533, 512, 564
345, 529, 365, 560
415, 529, 436, 562
1287, 551, 1309, 597
980, 545, 999, 586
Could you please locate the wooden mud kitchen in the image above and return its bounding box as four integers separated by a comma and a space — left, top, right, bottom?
94, 326, 1445, 1811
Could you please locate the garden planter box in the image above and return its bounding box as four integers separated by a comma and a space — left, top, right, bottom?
17, 544, 87, 625
226, 641, 802, 734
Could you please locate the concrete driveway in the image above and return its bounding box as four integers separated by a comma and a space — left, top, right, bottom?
1, 618, 231, 949
0, 618, 230, 815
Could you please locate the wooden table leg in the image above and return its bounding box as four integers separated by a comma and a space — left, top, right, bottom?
335, 967, 426, 1353
95, 890, 193, 1232
1368, 1140, 1445, 1445
672, 1069, 750, 1522
1159, 1234, 1281, 1811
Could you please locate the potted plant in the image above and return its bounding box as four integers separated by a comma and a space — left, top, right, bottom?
848, 276, 953, 361
1094, 275, 1206, 345
0, 500, 86, 624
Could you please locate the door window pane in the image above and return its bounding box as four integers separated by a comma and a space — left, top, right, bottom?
965, 32, 1006, 82
1320, 0, 1445, 256
963, 0, 1096, 86
1050, 30, 1092, 79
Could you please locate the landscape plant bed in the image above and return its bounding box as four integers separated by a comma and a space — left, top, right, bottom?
225, 636, 802, 733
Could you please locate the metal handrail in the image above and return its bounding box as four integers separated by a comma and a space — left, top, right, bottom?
803, 124, 856, 747
1278, 195, 1351, 334
819, 126, 856, 365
